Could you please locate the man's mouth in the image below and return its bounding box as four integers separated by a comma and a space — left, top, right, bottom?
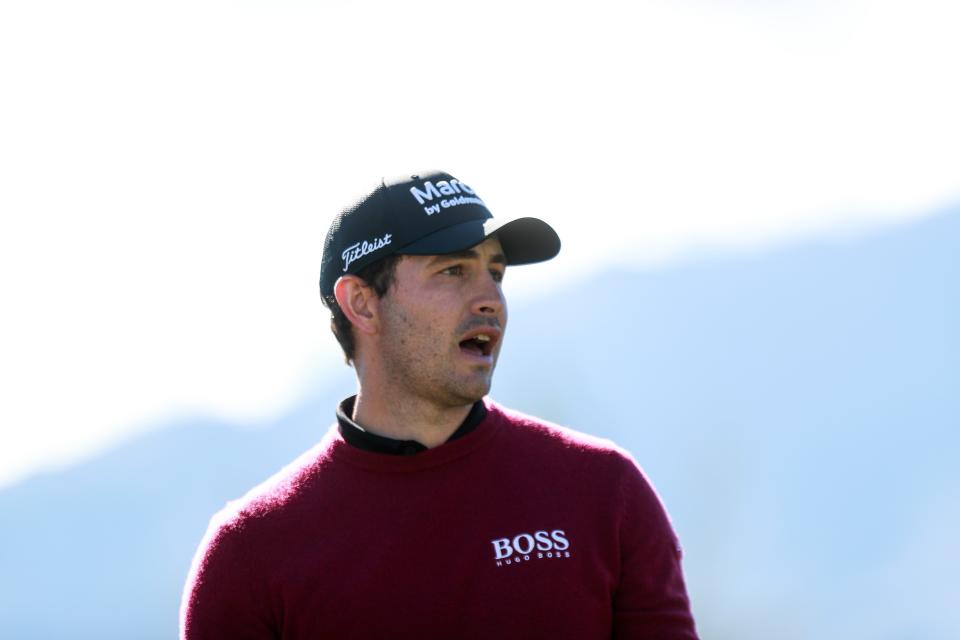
458, 331, 498, 357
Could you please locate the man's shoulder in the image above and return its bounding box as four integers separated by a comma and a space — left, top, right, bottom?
486, 400, 676, 538
485, 399, 635, 467
205, 427, 340, 533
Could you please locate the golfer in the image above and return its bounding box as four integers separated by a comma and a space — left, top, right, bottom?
180, 170, 699, 639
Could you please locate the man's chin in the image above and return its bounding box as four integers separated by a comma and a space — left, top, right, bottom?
446, 376, 492, 406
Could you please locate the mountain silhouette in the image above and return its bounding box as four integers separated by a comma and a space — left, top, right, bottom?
1, 210, 957, 639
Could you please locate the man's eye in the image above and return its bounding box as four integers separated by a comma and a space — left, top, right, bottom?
441, 265, 464, 276
490, 269, 505, 283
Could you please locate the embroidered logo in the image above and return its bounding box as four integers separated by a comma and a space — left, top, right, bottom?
409, 179, 485, 216
491, 529, 571, 567
342, 233, 392, 272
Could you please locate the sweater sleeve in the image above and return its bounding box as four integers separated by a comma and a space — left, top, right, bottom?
612, 455, 699, 639
180, 514, 277, 640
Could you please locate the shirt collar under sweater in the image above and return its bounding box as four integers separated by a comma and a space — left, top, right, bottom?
336, 395, 487, 456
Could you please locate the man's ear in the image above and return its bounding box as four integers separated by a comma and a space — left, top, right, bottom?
333, 275, 379, 335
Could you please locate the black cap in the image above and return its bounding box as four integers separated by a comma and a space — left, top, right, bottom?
319, 171, 561, 300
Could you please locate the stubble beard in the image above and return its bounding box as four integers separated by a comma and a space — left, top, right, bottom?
378, 306, 496, 409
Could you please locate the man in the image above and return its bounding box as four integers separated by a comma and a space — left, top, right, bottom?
180, 171, 699, 639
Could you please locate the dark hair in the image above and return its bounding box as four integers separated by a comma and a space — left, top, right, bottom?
322, 254, 403, 364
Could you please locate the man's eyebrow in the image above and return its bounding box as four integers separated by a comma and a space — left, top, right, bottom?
428, 250, 507, 265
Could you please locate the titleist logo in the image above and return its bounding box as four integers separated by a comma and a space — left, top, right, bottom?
342, 233, 392, 272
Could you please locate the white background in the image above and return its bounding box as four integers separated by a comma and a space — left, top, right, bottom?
2, 0, 959, 488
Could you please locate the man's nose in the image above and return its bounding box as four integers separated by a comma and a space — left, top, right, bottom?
472, 273, 505, 316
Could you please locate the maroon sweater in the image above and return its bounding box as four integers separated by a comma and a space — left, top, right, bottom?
180, 400, 698, 639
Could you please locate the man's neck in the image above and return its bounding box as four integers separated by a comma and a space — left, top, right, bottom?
352, 388, 473, 449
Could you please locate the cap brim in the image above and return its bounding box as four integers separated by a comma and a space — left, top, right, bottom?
400, 217, 560, 265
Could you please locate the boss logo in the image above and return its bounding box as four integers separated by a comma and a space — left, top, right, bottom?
491, 529, 571, 567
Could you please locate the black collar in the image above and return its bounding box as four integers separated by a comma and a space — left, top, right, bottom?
336, 396, 487, 456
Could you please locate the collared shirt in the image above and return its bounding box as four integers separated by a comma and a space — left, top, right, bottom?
336, 395, 488, 456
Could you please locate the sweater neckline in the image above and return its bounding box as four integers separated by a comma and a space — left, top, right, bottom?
336, 395, 487, 456
327, 398, 503, 473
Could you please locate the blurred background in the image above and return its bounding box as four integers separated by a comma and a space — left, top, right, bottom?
1, 1, 958, 638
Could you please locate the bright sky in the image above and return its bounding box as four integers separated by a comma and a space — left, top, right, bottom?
1, 0, 958, 489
